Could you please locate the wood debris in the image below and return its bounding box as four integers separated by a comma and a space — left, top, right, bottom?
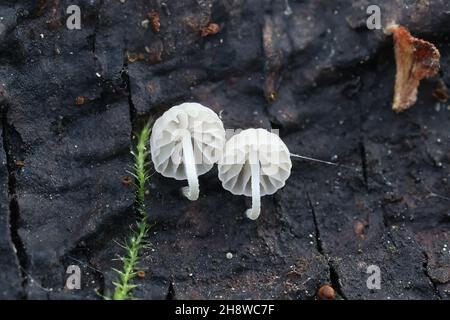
386, 24, 440, 113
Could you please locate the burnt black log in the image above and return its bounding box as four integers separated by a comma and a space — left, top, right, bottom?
0, 0, 449, 299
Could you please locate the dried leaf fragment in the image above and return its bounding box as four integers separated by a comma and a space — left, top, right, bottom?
75, 96, 85, 106
148, 10, 160, 33
433, 80, 449, 103
200, 23, 220, 37
15, 160, 25, 169
121, 176, 133, 186
354, 220, 367, 240
127, 52, 145, 63
386, 24, 440, 113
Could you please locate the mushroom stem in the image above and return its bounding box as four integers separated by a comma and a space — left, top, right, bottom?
181, 133, 199, 201
245, 150, 261, 220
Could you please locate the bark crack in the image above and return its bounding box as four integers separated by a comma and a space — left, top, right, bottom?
306, 192, 347, 300
359, 140, 368, 190
306, 192, 324, 255
1, 106, 28, 299
122, 51, 136, 127
166, 281, 176, 300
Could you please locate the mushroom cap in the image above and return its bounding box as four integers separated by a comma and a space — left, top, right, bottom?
218, 128, 292, 197
150, 102, 225, 180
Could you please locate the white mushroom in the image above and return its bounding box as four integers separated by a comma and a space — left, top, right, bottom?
218, 128, 292, 220
150, 102, 226, 200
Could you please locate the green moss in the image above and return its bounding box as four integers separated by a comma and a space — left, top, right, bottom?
107, 124, 152, 300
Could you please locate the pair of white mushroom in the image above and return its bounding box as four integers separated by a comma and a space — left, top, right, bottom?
150, 102, 292, 220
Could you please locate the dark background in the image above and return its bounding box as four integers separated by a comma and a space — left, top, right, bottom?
0, 0, 449, 299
